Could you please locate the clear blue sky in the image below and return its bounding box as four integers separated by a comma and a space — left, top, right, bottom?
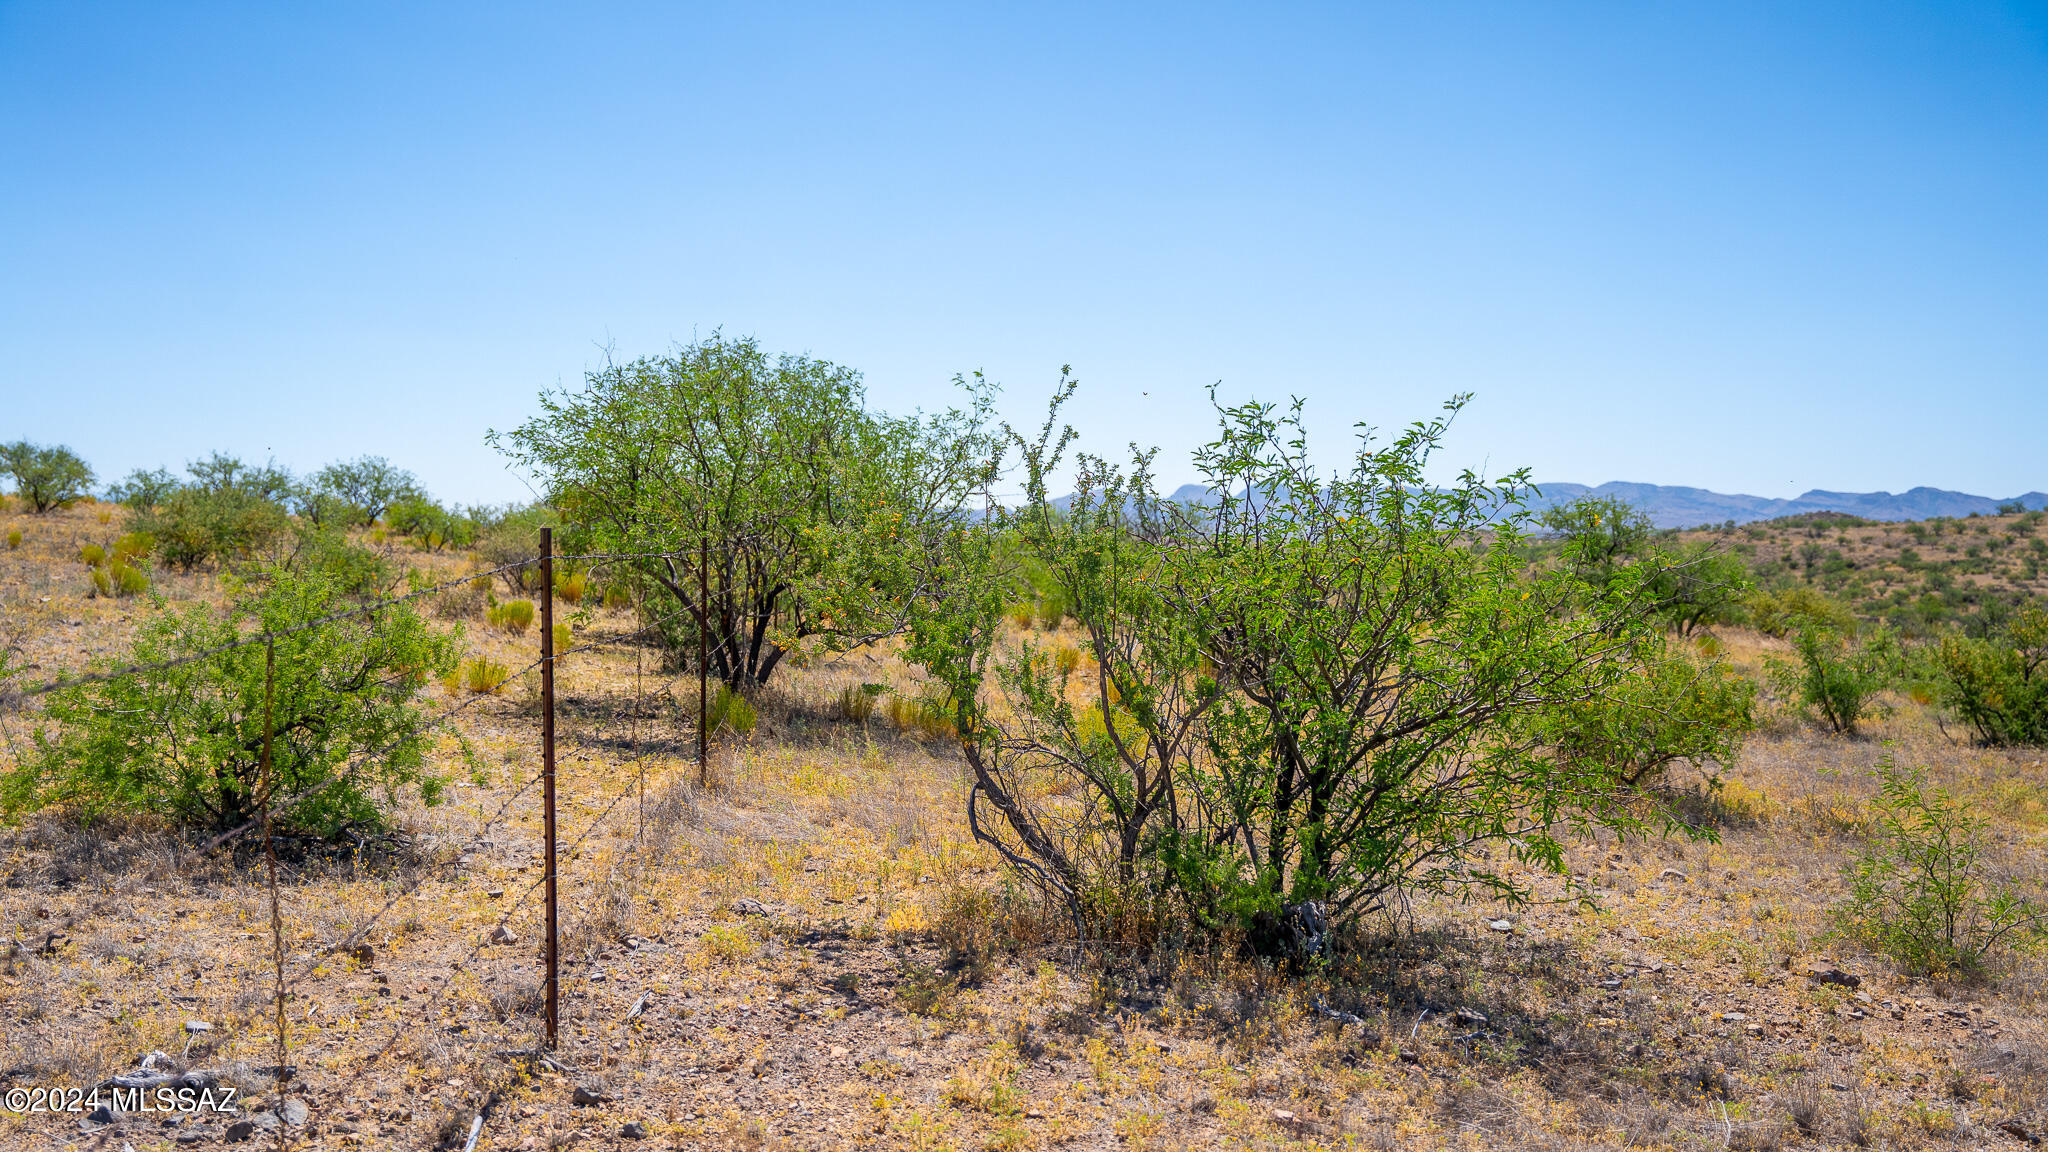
4, 2, 2045, 505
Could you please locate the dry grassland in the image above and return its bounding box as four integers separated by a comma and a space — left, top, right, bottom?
2, 504, 2046, 1151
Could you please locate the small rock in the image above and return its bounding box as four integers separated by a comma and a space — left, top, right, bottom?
830, 1045, 849, 1058
184, 1020, 212, 1033
491, 925, 519, 945
1719, 1012, 1747, 1023
571, 1085, 611, 1107
1806, 967, 1861, 989
279, 1098, 308, 1127
84, 1105, 115, 1126
1600, 978, 1622, 989
1828, 1082, 1850, 1092
349, 943, 374, 965
621, 1121, 647, 1139
1488, 919, 1513, 933
1660, 868, 1689, 882
223, 1120, 257, 1143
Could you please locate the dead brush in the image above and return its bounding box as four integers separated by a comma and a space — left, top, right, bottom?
1779, 1080, 1825, 1137
487, 974, 544, 1024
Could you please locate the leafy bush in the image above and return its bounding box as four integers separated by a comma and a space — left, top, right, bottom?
130, 455, 294, 570
1773, 625, 1899, 736
1747, 584, 1856, 638
1934, 607, 2048, 746
386, 494, 482, 552
0, 441, 95, 513
1834, 755, 2047, 977
106, 467, 179, 511
6, 564, 458, 837
911, 388, 1733, 937
4, 529, 19, 550
1542, 647, 1756, 787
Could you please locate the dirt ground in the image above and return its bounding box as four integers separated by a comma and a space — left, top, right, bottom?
3, 502, 2046, 1151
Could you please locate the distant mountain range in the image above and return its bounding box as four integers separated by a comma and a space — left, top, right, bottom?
1128, 482, 2048, 530
1520, 483, 2048, 529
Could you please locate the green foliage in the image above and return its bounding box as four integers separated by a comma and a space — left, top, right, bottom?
492, 333, 996, 689
1746, 584, 1856, 638
304, 455, 418, 526
1834, 755, 2047, 978
6, 565, 458, 837
1648, 547, 1752, 636
910, 384, 1738, 936
1541, 495, 1654, 587
0, 441, 95, 513
4, 528, 19, 550
1934, 607, 2048, 746
1773, 624, 1899, 736
1542, 646, 1757, 787
130, 454, 293, 570
385, 494, 483, 552
106, 467, 180, 511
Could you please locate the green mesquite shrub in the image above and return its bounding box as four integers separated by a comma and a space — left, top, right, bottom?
910, 385, 1745, 933
7, 564, 458, 837
1834, 754, 2047, 977
1775, 624, 1899, 736
1934, 607, 2048, 747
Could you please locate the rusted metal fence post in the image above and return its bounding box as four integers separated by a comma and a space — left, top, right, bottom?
260, 638, 289, 1099
697, 534, 709, 788
540, 528, 558, 1049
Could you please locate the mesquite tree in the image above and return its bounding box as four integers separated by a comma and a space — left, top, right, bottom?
915, 386, 1747, 941
7, 564, 456, 837
495, 334, 995, 689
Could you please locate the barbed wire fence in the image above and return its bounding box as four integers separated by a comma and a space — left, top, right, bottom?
0, 529, 735, 1143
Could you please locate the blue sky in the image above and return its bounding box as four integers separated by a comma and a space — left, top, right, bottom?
3, 2, 2045, 505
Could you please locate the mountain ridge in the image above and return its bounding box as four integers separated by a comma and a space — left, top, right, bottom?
1135, 482, 2048, 529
